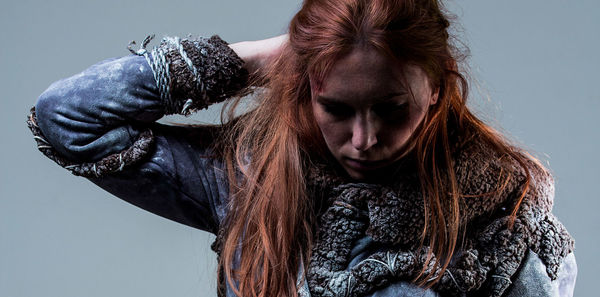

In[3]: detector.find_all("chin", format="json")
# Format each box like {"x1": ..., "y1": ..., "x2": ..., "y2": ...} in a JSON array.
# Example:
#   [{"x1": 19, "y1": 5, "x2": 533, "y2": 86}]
[
  {"x1": 343, "y1": 164, "x2": 396, "y2": 182},
  {"x1": 344, "y1": 167, "x2": 371, "y2": 181}
]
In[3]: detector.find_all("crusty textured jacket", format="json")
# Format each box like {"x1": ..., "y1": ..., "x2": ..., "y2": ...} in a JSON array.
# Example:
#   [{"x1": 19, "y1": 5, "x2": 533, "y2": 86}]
[{"x1": 27, "y1": 35, "x2": 577, "y2": 297}]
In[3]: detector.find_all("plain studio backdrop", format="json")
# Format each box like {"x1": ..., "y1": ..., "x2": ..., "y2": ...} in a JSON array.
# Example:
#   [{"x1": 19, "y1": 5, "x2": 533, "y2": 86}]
[{"x1": 1, "y1": 0, "x2": 597, "y2": 296}]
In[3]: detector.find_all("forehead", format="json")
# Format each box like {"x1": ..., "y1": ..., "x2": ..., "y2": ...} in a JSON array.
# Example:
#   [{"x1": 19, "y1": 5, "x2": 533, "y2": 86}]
[{"x1": 315, "y1": 47, "x2": 407, "y2": 101}]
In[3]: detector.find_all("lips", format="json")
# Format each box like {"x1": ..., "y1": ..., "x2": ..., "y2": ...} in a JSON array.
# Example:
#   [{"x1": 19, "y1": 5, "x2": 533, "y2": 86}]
[{"x1": 344, "y1": 157, "x2": 387, "y2": 170}]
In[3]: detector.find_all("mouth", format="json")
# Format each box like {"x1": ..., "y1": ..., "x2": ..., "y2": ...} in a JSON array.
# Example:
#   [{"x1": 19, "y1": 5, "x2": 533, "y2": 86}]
[{"x1": 343, "y1": 157, "x2": 388, "y2": 171}]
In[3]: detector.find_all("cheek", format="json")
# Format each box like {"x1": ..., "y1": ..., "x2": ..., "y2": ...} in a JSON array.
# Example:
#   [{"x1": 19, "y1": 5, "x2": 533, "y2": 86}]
[
  {"x1": 316, "y1": 118, "x2": 345, "y2": 149},
  {"x1": 383, "y1": 106, "x2": 428, "y2": 147},
  {"x1": 312, "y1": 107, "x2": 349, "y2": 153}
]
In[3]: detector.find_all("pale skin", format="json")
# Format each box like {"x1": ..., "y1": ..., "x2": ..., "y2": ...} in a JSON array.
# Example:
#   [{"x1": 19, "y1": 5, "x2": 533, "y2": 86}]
[
  {"x1": 310, "y1": 47, "x2": 438, "y2": 180},
  {"x1": 228, "y1": 34, "x2": 289, "y2": 76},
  {"x1": 230, "y1": 36, "x2": 438, "y2": 181}
]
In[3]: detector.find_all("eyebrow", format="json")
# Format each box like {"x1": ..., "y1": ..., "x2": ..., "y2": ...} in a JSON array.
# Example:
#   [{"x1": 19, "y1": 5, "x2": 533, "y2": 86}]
[{"x1": 316, "y1": 92, "x2": 408, "y2": 104}]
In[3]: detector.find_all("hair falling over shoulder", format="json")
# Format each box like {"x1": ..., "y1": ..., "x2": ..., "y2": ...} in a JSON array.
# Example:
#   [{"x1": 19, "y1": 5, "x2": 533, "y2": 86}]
[{"x1": 215, "y1": 1, "x2": 545, "y2": 296}]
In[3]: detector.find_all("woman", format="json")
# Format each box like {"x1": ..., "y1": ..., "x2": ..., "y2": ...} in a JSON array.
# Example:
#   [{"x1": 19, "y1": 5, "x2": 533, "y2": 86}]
[{"x1": 27, "y1": 0, "x2": 576, "y2": 296}]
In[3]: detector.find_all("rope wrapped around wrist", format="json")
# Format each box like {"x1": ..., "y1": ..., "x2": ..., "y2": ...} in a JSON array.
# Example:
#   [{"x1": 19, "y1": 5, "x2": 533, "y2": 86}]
[{"x1": 128, "y1": 34, "x2": 249, "y2": 116}]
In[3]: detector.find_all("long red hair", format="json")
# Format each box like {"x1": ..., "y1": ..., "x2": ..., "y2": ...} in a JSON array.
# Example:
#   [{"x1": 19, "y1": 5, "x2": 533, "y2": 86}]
[{"x1": 215, "y1": 0, "x2": 541, "y2": 296}]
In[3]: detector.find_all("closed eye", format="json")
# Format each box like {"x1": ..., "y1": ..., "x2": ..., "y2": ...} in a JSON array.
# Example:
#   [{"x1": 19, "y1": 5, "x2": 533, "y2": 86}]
[
  {"x1": 373, "y1": 103, "x2": 409, "y2": 118},
  {"x1": 321, "y1": 102, "x2": 354, "y2": 118}
]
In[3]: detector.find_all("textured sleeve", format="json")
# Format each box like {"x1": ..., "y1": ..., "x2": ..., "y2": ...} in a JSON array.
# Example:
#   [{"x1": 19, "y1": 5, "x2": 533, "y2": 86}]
[{"x1": 27, "y1": 34, "x2": 248, "y2": 232}]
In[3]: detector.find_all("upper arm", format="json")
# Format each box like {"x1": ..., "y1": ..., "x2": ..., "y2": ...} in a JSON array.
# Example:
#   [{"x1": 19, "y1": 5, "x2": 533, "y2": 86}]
[{"x1": 502, "y1": 250, "x2": 577, "y2": 297}]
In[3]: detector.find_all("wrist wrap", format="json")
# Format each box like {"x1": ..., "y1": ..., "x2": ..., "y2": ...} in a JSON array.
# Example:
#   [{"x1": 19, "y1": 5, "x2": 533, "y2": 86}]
[{"x1": 128, "y1": 34, "x2": 249, "y2": 116}]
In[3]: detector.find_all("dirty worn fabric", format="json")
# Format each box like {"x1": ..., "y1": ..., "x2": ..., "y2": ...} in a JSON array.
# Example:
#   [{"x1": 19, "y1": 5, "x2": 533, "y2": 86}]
[
  {"x1": 128, "y1": 34, "x2": 250, "y2": 116},
  {"x1": 28, "y1": 34, "x2": 576, "y2": 297}
]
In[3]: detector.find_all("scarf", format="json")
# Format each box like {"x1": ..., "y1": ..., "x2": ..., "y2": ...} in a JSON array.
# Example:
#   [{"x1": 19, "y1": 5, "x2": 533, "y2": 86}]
[{"x1": 302, "y1": 134, "x2": 574, "y2": 297}]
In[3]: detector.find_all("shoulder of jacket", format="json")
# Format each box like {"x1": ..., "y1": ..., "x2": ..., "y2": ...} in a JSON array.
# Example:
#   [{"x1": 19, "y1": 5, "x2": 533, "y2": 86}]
[{"x1": 502, "y1": 249, "x2": 577, "y2": 297}]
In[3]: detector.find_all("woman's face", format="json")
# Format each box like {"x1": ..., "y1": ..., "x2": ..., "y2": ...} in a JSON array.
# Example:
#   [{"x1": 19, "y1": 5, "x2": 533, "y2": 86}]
[{"x1": 310, "y1": 47, "x2": 438, "y2": 180}]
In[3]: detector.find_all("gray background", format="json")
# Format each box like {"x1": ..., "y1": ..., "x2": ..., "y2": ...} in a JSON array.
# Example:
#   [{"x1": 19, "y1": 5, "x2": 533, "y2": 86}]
[{"x1": 1, "y1": 0, "x2": 597, "y2": 296}]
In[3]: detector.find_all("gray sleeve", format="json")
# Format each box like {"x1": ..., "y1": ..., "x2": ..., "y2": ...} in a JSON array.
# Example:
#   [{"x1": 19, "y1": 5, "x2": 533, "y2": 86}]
[
  {"x1": 33, "y1": 55, "x2": 163, "y2": 163},
  {"x1": 83, "y1": 123, "x2": 232, "y2": 233},
  {"x1": 502, "y1": 250, "x2": 577, "y2": 297},
  {"x1": 28, "y1": 35, "x2": 248, "y2": 232}
]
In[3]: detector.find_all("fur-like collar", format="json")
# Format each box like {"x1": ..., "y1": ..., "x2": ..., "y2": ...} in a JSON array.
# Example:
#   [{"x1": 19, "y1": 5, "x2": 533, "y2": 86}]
[{"x1": 303, "y1": 135, "x2": 574, "y2": 297}]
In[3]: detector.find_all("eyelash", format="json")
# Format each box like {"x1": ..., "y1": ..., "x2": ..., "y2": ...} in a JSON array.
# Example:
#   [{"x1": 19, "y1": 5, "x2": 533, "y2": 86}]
[
  {"x1": 374, "y1": 103, "x2": 409, "y2": 117},
  {"x1": 323, "y1": 104, "x2": 353, "y2": 117}
]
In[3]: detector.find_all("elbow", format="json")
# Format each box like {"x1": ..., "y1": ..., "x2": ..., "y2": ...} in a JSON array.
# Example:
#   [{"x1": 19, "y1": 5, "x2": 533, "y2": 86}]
[
  {"x1": 31, "y1": 56, "x2": 157, "y2": 164},
  {"x1": 34, "y1": 80, "x2": 104, "y2": 163},
  {"x1": 35, "y1": 81, "x2": 61, "y2": 124},
  {"x1": 35, "y1": 75, "x2": 80, "y2": 124},
  {"x1": 35, "y1": 81, "x2": 65, "y2": 146},
  {"x1": 34, "y1": 82, "x2": 140, "y2": 164},
  {"x1": 33, "y1": 85, "x2": 81, "y2": 162}
]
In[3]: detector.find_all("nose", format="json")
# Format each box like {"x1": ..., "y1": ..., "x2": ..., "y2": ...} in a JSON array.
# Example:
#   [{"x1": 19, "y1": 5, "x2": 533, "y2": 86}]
[{"x1": 351, "y1": 116, "x2": 378, "y2": 151}]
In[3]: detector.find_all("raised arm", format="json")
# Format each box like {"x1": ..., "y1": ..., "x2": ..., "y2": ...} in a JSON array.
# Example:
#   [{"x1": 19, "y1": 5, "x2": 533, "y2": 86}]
[{"x1": 28, "y1": 34, "x2": 251, "y2": 233}]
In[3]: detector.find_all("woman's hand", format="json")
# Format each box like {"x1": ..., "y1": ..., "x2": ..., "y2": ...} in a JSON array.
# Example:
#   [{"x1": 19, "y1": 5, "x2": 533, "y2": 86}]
[{"x1": 229, "y1": 34, "x2": 288, "y2": 76}]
